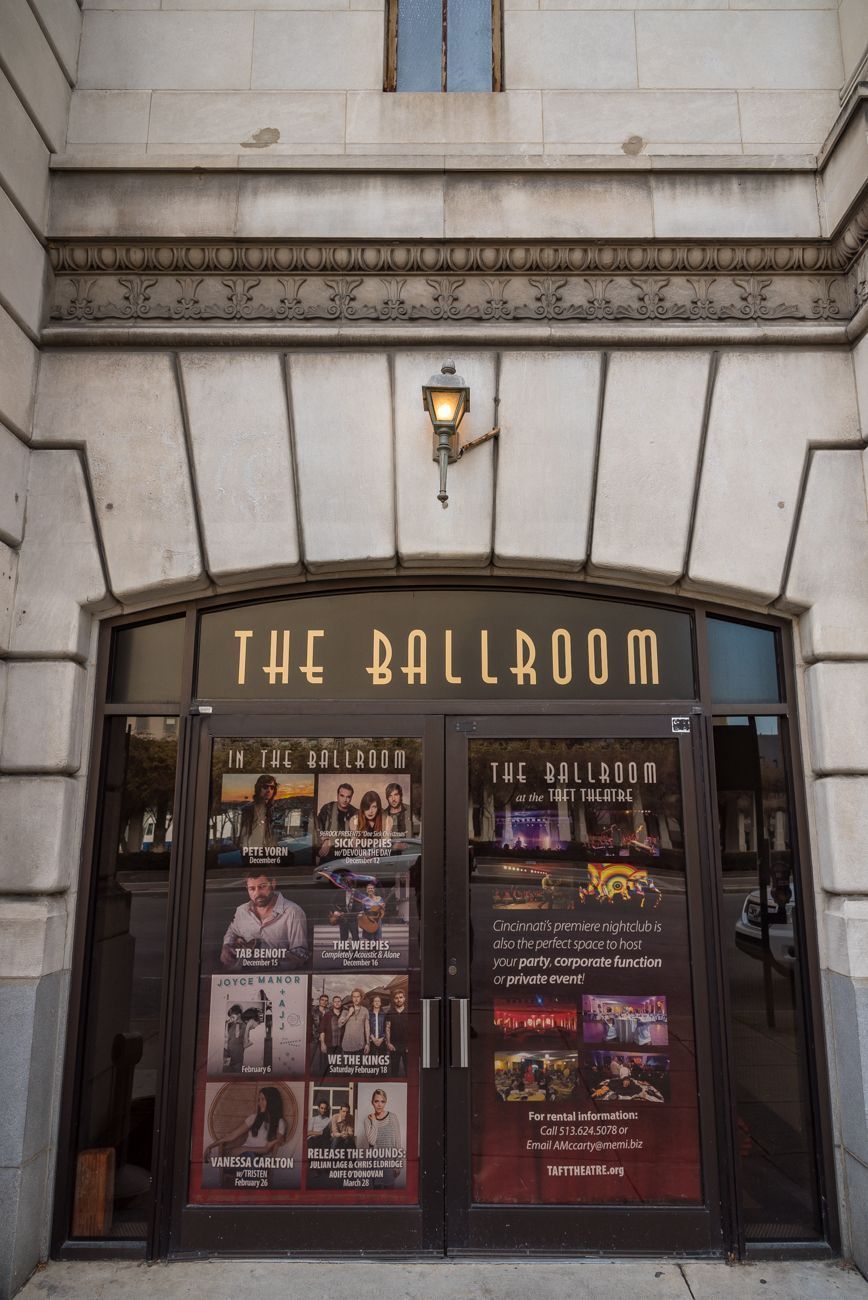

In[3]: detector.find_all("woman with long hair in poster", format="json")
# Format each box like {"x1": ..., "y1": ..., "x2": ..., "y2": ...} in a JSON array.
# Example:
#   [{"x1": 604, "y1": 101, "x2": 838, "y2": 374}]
[
  {"x1": 205, "y1": 1086, "x2": 287, "y2": 1164},
  {"x1": 349, "y1": 790, "x2": 393, "y2": 838}
]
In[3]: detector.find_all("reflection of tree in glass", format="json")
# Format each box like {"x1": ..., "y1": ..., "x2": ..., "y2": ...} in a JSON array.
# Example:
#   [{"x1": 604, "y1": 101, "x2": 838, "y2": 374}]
[{"x1": 120, "y1": 733, "x2": 178, "y2": 855}]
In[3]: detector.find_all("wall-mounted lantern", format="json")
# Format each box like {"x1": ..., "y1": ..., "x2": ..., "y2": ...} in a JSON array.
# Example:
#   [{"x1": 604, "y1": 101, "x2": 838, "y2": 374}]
[{"x1": 422, "y1": 361, "x2": 499, "y2": 509}]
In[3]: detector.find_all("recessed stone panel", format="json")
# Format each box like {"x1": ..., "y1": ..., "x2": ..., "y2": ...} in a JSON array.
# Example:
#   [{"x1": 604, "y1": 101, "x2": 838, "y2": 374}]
[
  {"x1": 785, "y1": 450, "x2": 868, "y2": 661},
  {"x1": 687, "y1": 352, "x2": 859, "y2": 603},
  {"x1": 33, "y1": 353, "x2": 205, "y2": 602},
  {"x1": 495, "y1": 351, "x2": 600, "y2": 570},
  {"x1": 179, "y1": 352, "x2": 301, "y2": 584},
  {"x1": 288, "y1": 352, "x2": 395, "y2": 570},
  {"x1": 10, "y1": 451, "x2": 107, "y2": 659},
  {"x1": 592, "y1": 350, "x2": 709, "y2": 584}
]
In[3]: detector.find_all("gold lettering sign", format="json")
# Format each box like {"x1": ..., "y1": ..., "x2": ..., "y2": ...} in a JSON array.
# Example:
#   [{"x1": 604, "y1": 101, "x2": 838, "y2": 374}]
[{"x1": 197, "y1": 591, "x2": 694, "y2": 702}]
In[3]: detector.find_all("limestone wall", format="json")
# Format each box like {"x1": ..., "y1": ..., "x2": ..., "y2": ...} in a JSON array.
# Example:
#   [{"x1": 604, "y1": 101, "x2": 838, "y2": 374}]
[
  {"x1": 8, "y1": 337, "x2": 868, "y2": 1275},
  {"x1": 0, "y1": 2, "x2": 81, "y2": 1295},
  {"x1": 65, "y1": 0, "x2": 847, "y2": 162}
]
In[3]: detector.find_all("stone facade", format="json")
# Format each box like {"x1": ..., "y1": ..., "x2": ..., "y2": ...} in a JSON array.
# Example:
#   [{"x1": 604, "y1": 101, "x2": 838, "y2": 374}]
[{"x1": 2, "y1": 1, "x2": 868, "y2": 1296}]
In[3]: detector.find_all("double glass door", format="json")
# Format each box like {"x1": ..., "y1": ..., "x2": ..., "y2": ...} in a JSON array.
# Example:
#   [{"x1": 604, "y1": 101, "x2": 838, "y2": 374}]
[{"x1": 166, "y1": 711, "x2": 722, "y2": 1256}]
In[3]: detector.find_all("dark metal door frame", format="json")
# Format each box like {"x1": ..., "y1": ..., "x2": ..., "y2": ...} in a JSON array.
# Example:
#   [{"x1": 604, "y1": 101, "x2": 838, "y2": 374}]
[
  {"x1": 443, "y1": 711, "x2": 725, "y2": 1256},
  {"x1": 158, "y1": 710, "x2": 446, "y2": 1257}
]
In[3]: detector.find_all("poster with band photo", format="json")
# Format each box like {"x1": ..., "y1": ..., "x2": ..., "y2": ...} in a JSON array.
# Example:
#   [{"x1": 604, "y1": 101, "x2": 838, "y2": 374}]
[
  {"x1": 306, "y1": 1082, "x2": 408, "y2": 1191},
  {"x1": 190, "y1": 735, "x2": 422, "y2": 1206},
  {"x1": 308, "y1": 974, "x2": 410, "y2": 1080},
  {"x1": 206, "y1": 973, "x2": 307, "y2": 1078}
]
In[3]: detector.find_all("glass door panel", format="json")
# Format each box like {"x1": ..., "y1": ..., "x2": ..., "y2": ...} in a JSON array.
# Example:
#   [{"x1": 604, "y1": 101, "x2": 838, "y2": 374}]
[
  {"x1": 170, "y1": 717, "x2": 444, "y2": 1255},
  {"x1": 445, "y1": 716, "x2": 722, "y2": 1254}
]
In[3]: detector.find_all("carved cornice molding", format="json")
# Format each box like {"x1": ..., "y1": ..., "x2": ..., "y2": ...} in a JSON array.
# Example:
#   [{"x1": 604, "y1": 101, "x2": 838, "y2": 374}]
[{"x1": 47, "y1": 225, "x2": 868, "y2": 329}]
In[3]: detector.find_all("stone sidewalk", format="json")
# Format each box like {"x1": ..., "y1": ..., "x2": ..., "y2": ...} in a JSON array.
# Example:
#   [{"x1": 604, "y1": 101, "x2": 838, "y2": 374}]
[{"x1": 18, "y1": 1259, "x2": 868, "y2": 1300}]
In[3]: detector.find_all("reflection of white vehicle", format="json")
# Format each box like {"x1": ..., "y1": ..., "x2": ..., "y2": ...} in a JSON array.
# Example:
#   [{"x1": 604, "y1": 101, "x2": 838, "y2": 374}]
[{"x1": 734, "y1": 888, "x2": 796, "y2": 972}]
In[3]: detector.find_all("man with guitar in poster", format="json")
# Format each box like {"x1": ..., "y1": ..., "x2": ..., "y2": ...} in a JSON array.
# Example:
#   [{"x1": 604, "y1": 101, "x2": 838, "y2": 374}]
[{"x1": 319, "y1": 866, "x2": 386, "y2": 945}]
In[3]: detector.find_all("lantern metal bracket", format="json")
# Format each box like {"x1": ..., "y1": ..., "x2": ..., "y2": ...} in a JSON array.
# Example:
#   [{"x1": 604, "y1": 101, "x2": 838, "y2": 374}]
[
  {"x1": 456, "y1": 426, "x2": 500, "y2": 458},
  {"x1": 431, "y1": 425, "x2": 501, "y2": 509}
]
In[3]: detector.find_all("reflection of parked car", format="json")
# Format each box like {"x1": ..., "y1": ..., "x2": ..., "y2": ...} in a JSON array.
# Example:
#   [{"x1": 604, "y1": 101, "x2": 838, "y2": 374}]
[
  {"x1": 734, "y1": 888, "x2": 796, "y2": 972},
  {"x1": 214, "y1": 835, "x2": 422, "y2": 880}
]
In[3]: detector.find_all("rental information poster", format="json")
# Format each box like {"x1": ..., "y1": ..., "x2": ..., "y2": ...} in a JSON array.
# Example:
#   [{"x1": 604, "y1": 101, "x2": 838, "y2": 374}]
[{"x1": 467, "y1": 737, "x2": 702, "y2": 1205}]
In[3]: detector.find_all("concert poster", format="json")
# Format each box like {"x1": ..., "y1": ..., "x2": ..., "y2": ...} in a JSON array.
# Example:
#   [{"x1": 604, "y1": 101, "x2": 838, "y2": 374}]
[{"x1": 188, "y1": 735, "x2": 421, "y2": 1206}]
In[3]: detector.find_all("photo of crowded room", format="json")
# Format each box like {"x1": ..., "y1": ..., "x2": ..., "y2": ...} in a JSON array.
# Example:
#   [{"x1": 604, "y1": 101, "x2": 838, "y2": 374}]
[
  {"x1": 494, "y1": 1052, "x2": 578, "y2": 1102},
  {"x1": 583, "y1": 1051, "x2": 671, "y2": 1103}
]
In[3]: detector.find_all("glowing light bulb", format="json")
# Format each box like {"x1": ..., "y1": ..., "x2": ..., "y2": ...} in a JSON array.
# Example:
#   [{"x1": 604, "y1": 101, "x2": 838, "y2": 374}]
[{"x1": 435, "y1": 400, "x2": 455, "y2": 421}]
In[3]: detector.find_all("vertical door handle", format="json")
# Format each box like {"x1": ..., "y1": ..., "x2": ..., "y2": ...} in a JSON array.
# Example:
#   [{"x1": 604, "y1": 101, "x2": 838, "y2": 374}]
[
  {"x1": 449, "y1": 997, "x2": 469, "y2": 1069},
  {"x1": 421, "y1": 997, "x2": 441, "y2": 1069}
]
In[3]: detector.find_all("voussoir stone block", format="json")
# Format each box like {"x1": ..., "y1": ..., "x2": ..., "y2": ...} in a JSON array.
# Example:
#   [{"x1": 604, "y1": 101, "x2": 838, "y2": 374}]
[
  {"x1": 813, "y1": 778, "x2": 868, "y2": 895},
  {"x1": 0, "y1": 424, "x2": 28, "y2": 548},
  {"x1": 0, "y1": 0, "x2": 71, "y2": 151},
  {"x1": 687, "y1": 351, "x2": 859, "y2": 604},
  {"x1": 0, "y1": 188, "x2": 48, "y2": 337},
  {"x1": 0, "y1": 660, "x2": 87, "y2": 774},
  {"x1": 179, "y1": 352, "x2": 301, "y2": 585},
  {"x1": 394, "y1": 351, "x2": 495, "y2": 567},
  {"x1": 494, "y1": 351, "x2": 600, "y2": 571},
  {"x1": 0, "y1": 541, "x2": 17, "y2": 653},
  {"x1": 0, "y1": 897, "x2": 67, "y2": 980},
  {"x1": 825, "y1": 897, "x2": 868, "y2": 980},
  {"x1": 784, "y1": 450, "x2": 868, "y2": 661},
  {"x1": 806, "y1": 663, "x2": 868, "y2": 776},
  {"x1": 33, "y1": 352, "x2": 205, "y2": 602},
  {"x1": 0, "y1": 70, "x2": 51, "y2": 235},
  {"x1": 0, "y1": 775, "x2": 80, "y2": 893},
  {"x1": 853, "y1": 333, "x2": 868, "y2": 441},
  {"x1": 288, "y1": 353, "x2": 395, "y2": 571},
  {"x1": 0, "y1": 304, "x2": 38, "y2": 439},
  {"x1": 31, "y1": 0, "x2": 82, "y2": 83},
  {"x1": 592, "y1": 351, "x2": 710, "y2": 585},
  {"x1": 11, "y1": 451, "x2": 107, "y2": 659}
]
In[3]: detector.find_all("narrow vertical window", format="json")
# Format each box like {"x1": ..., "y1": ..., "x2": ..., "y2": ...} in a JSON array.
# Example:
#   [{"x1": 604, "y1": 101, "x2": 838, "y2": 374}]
[
  {"x1": 386, "y1": 0, "x2": 502, "y2": 92},
  {"x1": 70, "y1": 716, "x2": 179, "y2": 1240}
]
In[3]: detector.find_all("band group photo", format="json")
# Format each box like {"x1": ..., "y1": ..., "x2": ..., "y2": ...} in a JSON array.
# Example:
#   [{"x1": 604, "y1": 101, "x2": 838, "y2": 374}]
[
  {"x1": 306, "y1": 1082, "x2": 408, "y2": 1190},
  {"x1": 309, "y1": 975, "x2": 410, "y2": 1079},
  {"x1": 203, "y1": 761, "x2": 419, "y2": 973}
]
